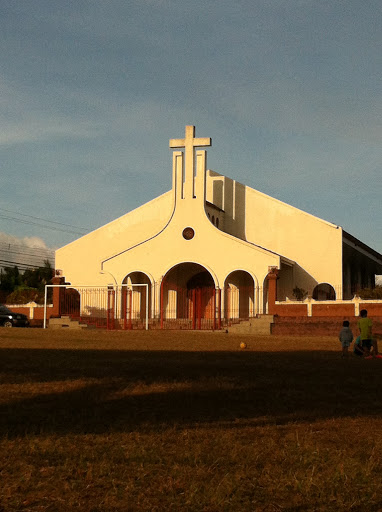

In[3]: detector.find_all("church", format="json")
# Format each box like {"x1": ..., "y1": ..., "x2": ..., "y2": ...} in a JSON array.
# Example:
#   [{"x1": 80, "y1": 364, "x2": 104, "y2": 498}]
[{"x1": 55, "y1": 126, "x2": 382, "y2": 328}]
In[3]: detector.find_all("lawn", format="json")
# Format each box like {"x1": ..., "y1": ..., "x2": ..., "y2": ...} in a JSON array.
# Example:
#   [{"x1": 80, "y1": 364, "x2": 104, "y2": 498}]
[{"x1": 1, "y1": 329, "x2": 382, "y2": 511}]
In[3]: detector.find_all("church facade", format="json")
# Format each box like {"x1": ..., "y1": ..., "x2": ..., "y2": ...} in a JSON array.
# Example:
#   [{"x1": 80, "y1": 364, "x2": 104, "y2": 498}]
[{"x1": 55, "y1": 126, "x2": 382, "y2": 327}]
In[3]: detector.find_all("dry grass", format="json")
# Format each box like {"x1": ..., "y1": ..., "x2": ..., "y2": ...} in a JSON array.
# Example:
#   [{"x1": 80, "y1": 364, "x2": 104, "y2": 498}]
[{"x1": 1, "y1": 329, "x2": 382, "y2": 511}]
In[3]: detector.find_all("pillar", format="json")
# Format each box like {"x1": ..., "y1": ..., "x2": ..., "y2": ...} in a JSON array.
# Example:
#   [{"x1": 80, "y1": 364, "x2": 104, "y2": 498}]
[
  {"x1": 51, "y1": 276, "x2": 65, "y2": 316},
  {"x1": 267, "y1": 267, "x2": 279, "y2": 315}
]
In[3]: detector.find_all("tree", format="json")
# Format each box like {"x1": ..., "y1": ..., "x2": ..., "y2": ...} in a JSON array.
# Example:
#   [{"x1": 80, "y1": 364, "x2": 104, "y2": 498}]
[
  {"x1": 1, "y1": 260, "x2": 54, "y2": 304},
  {"x1": 0, "y1": 266, "x2": 22, "y2": 294},
  {"x1": 23, "y1": 260, "x2": 53, "y2": 292}
]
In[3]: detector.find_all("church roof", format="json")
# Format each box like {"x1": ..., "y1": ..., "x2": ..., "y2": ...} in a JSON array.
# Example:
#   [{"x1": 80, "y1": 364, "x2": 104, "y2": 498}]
[{"x1": 343, "y1": 230, "x2": 382, "y2": 265}]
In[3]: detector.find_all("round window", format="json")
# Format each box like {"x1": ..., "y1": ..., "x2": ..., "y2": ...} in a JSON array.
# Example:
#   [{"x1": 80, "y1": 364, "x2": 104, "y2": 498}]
[{"x1": 182, "y1": 227, "x2": 195, "y2": 240}]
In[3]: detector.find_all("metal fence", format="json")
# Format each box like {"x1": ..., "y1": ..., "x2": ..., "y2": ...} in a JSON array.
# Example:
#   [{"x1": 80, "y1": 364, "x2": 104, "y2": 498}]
[
  {"x1": 45, "y1": 284, "x2": 149, "y2": 330},
  {"x1": 58, "y1": 286, "x2": 116, "y2": 329},
  {"x1": 224, "y1": 285, "x2": 255, "y2": 323},
  {"x1": 45, "y1": 283, "x2": 258, "y2": 330},
  {"x1": 160, "y1": 284, "x2": 221, "y2": 330}
]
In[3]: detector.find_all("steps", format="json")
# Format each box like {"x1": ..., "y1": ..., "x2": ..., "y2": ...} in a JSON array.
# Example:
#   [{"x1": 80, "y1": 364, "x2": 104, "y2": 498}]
[
  {"x1": 48, "y1": 316, "x2": 88, "y2": 329},
  {"x1": 227, "y1": 315, "x2": 274, "y2": 335}
]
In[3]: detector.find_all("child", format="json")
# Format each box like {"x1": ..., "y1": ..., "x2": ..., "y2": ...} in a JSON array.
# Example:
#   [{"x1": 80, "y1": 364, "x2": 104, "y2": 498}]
[
  {"x1": 354, "y1": 335, "x2": 382, "y2": 359},
  {"x1": 357, "y1": 309, "x2": 373, "y2": 357},
  {"x1": 357, "y1": 309, "x2": 382, "y2": 358},
  {"x1": 353, "y1": 335, "x2": 364, "y2": 357},
  {"x1": 339, "y1": 320, "x2": 353, "y2": 358}
]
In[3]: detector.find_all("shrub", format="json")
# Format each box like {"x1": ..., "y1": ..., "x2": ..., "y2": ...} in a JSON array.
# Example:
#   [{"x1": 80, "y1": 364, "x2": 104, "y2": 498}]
[
  {"x1": 292, "y1": 286, "x2": 308, "y2": 301},
  {"x1": 357, "y1": 285, "x2": 382, "y2": 300},
  {"x1": 5, "y1": 287, "x2": 44, "y2": 305}
]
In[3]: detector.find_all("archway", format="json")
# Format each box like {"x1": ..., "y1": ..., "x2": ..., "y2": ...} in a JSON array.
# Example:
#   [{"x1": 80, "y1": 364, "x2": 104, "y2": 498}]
[
  {"x1": 312, "y1": 283, "x2": 336, "y2": 301},
  {"x1": 60, "y1": 287, "x2": 80, "y2": 316},
  {"x1": 161, "y1": 263, "x2": 217, "y2": 329},
  {"x1": 224, "y1": 270, "x2": 255, "y2": 321},
  {"x1": 121, "y1": 271, "x2": 152, "y2": 327}
]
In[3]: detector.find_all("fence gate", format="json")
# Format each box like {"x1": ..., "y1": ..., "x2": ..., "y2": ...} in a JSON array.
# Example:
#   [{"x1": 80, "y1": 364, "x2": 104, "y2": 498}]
[
  {"x1": 45, "y1": 284, "x2": 149, "y2": 330},
  {"x1": 160, "y1": 284, "x2": 221, "y2": 330}
]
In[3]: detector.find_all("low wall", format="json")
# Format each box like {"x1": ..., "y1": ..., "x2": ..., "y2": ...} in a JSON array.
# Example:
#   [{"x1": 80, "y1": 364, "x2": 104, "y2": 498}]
[
  {"x1": 270, "y1": 303, "x2": 308, "y2": 316},
  {"x1": 271, "y1": 298, "x2": 382, "y2": 336},
  {"x1": 311, "y1": 303, "x2": 355, "y2": 317},
  {"x1": 273, "y1": 298, "x2": 382, "y2": 318},
  {"x1": 7, "y1": 303, "x2": 55, "y2": 326},
  {"x1": 272, "y1": 316, "x2": 382, "y2": 336},
  {"x1": 360, "y1": 303, "x2": 382, "y2": 316}
]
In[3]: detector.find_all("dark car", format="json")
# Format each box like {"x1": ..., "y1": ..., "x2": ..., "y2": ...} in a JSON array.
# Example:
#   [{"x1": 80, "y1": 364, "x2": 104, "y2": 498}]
[{"x1": 0, "y1": 305, "x2": 29, "y2": 327}]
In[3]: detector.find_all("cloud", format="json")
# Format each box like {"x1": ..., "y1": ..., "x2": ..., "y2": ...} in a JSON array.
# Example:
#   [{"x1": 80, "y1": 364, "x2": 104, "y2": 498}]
[
  {"x1": 0, "y1": 232, "x2": 54, "y2": 270},
  {"x1": 0, "y1": 232, "x2": 50, "y2": 249}
]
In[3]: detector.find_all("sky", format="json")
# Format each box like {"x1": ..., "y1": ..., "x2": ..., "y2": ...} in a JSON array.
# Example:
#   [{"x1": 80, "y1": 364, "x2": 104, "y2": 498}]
[{"x1": 1, "y1": 0, "x2": 381, "y2": 260}]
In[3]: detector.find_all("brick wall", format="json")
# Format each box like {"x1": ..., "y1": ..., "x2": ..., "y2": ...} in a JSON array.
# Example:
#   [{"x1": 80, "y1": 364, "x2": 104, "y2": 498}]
[
  {"x1": 360, "y1": 303, "x2": 382, "y2": 316},
  {"x1": 7, "y1": 304, "x2": 55, "y2": 327},
  {"x1": 271, "y1": 303, "x2": 308, "y2": 316},
  {"x1": 311, "y1": 303, "x2": 355, "y2": 317},
  {"x1": 272, "y1": 315, "x2": 382, "y2": 336}
]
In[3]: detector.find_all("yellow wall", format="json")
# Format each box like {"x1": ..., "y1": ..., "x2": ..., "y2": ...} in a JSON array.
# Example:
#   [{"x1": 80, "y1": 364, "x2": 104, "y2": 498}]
[
  {"x1": 55, "y1": 191, "x2": 173, "y2": 285},
  {"x1": 244, "y1": 185, "x2": 343, "y2": 295},
  {"x1": 55, "y1": 150, "x2": 282, "y2": 315},
  {"x1": 206, "y1": 170, "x2": 343, "y2": 297},
  {"x1": 56, "y1": 150, "x2": 343, "y2": 305}
]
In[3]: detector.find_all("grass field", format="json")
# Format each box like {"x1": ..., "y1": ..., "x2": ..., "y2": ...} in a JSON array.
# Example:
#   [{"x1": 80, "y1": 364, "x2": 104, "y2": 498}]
[{"x1": 1, "y1": 329, "x2": 382, "y2": 511}]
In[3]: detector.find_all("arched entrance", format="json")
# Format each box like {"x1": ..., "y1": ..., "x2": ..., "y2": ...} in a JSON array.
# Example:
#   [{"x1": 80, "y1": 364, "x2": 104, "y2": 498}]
[
  {"x1": 121, "y1": 272, "x2": 152, "y2": 328},
  {"x1": 224, "y1": 270, "x2": 256, "y2": 321},
  {"x1": 313, "y1": 283, "x2": 336, "y2": 301},
  {"x1": 60, "y1": 287, "x2": 81, "y2": 316},
  {"x1": 161, "y1": 263, "x2": 218, "y2": 330}
]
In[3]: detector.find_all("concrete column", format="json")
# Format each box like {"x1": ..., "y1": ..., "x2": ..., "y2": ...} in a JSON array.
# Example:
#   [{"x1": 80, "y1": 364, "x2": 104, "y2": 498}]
[
  {"x1": 154, "y1": 279, "x2": 163, "y2": 319},
  {"x1": 267, "y1": 268, "x2": 279, "y2": 315},
  {"x1": 51, "y1": 276, "x2": 65, "y2": 316}
]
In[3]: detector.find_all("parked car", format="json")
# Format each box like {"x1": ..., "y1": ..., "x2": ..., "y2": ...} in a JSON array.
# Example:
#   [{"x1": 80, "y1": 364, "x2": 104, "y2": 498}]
[{"x1": 0, "y1": 305, "x2": 29, "y2": 327}]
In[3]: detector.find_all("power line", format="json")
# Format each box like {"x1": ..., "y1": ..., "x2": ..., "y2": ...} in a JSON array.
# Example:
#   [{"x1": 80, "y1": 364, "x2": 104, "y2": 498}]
[
  {"x1": 0, "y1": 244, "x2": 55, "y2": 256},
  {"x1": 0, "y1": 214, "x2": 86, "y2": 235},
  {"x1": 0, "y1": 241, "x2": 54, "y2": 251},
  {"x1": 0, "y1": 259, "x2": 52, "y2": 270},
  {"x1": 0, "y1": 246, "x2": 55, "y2": 262},
  {"x1": 0, "y1": 239, "x2": 55, "y2": 272},
  {"x1": 0, "y1": 207, "x2": 88, "y2": 231},
  {"x1": 0, "y1": 257, "x2": 54, "y2": 268}
]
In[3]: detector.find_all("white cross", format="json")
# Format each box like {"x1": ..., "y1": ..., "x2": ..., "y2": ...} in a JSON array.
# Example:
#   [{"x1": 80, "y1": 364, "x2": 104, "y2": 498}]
[{"x1": 170, "y1": 126, "x2": 211, "y2": 198}]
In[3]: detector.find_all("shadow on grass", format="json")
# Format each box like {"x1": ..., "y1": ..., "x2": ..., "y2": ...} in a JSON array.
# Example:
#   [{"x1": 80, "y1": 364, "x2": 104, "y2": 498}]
[{"x1": 1, "y1": 348, "x2": 382, "y2": 437}]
